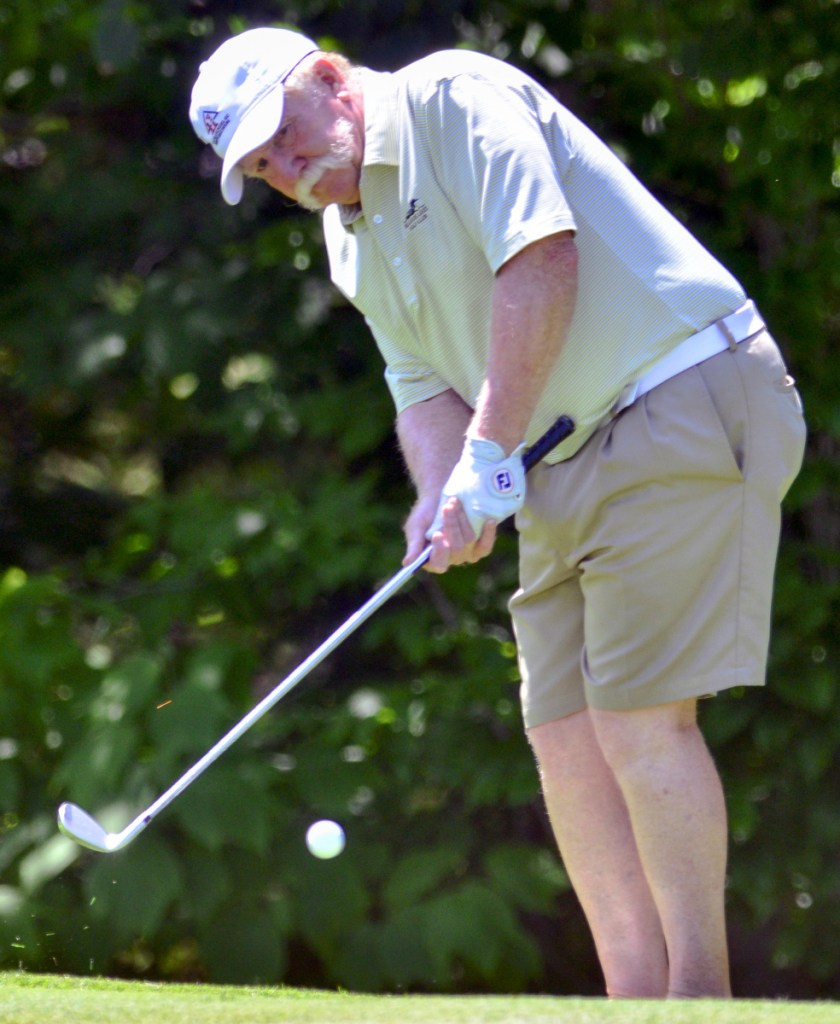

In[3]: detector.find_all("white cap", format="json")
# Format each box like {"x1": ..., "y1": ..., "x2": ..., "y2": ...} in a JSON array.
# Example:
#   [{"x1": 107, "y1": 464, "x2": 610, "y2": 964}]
[{"x1": 189, "y1": 28, "x2": 318, "y2": 205}]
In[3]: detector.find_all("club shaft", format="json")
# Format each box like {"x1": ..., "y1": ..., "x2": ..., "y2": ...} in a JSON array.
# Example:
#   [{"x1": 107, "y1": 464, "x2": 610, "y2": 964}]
[
  {"x1": 68, "y1": 414, "x2": 574, "y2": 849},
  {"x1": 113, "y1": 545, "x2": 434, "y2": 845}
]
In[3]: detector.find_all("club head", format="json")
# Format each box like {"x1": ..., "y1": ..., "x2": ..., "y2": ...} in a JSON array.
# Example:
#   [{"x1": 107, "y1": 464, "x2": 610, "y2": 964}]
[{"x1": 58, "y1": 802, "x2": 118, "y2": 853}]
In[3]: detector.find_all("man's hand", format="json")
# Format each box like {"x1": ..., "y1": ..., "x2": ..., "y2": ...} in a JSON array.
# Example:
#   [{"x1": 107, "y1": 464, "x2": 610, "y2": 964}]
[
  {"x1": 396, "y1": 393, "x2": 529, "y2": 575},
  {"x1": 403, "y1": 491, "x2": 498, "y2": 574},
  {"x1": 427, "y1": 438, "x2": 526, "y2": 539},
  {"x1": 405, "y1": 437, "x2": 521, "y2": 573}
]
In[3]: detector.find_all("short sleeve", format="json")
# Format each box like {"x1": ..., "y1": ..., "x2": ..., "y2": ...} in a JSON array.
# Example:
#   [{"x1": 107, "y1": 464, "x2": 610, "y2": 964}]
[
  {"x1": 420, "y1": 73, "x2": 578, "y2": 272},
  {"x1": 367, "y1": 318, "x2": 452, "y2": 412}
]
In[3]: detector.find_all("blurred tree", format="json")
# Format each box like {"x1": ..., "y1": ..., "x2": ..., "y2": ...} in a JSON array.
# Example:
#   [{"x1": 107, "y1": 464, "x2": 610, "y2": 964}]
[{"x1": 0, "y1": 0, "x2": 838, "y2": 999}]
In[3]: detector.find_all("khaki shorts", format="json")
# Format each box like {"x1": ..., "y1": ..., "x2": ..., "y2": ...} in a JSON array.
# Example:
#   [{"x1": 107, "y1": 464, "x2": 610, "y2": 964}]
[{"x1": 510, "y1": 330, "x2": 806, "y2": 728}]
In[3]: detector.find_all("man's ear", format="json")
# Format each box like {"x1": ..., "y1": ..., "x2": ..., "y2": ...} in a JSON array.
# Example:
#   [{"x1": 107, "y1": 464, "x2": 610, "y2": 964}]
[{"x1": 310, "y1": 58, "x2": 346, "y2": 95}]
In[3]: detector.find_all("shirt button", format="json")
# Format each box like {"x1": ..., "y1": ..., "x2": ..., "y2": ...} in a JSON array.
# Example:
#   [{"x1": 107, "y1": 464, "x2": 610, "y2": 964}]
[
  {"x1": 393, "y1": 256, "x2": 402, "y2": 267},
  {"x1": 372, "y1": 214, "x2": 383, "y2": 224}
]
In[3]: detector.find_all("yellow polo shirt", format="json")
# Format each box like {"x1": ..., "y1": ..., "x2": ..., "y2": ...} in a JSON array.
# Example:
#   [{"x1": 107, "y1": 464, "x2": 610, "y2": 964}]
[{"x1": 323, "y1": 50, "x2": 746, "y2": 461}]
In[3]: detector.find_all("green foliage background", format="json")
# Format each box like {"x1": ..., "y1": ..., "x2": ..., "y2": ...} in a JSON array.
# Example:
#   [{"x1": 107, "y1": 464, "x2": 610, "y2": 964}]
[{"x1": 0, "y1": 0, "x2": 838, "y2": 999}]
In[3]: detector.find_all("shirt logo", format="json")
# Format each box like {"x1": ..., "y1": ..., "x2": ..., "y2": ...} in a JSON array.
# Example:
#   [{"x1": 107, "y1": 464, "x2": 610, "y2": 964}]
[{"x1": 404, "y1": 198, "x2": 429, "y2": 230}]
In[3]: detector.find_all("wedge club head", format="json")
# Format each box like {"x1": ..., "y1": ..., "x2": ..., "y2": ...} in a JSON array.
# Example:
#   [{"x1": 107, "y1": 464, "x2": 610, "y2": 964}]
[{"x1": 57, "y1": 802, "x2": 141, "y2": 853}]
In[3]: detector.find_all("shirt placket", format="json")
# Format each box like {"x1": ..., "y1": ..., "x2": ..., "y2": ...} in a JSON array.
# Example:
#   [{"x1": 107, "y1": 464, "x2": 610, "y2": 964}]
[{"x1": 365, "y1": 187, "x2": 419, "y2": 318}]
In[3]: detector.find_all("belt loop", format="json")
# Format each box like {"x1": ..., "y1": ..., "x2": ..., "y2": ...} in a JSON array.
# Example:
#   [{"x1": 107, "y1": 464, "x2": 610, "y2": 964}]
[{"x1": 718, "y1": 316, "x2": 739, "y2": 352}]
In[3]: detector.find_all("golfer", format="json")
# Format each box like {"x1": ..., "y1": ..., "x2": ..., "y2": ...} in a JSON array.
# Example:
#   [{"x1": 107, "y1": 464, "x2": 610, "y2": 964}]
[{"x1": 190, "y1": 27, "x2": 806, "y2": 998}]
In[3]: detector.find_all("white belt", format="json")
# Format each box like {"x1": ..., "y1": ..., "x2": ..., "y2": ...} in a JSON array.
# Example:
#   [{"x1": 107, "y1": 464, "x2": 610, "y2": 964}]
[{"x1": 611, "y1": 299, "x2": 765, "y2": 418}]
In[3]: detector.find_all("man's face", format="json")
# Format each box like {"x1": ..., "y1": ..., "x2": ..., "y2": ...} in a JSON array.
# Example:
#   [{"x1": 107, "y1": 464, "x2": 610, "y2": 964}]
[{"x1": 239, "y1": 69, "x2": 363, "y2": 210}]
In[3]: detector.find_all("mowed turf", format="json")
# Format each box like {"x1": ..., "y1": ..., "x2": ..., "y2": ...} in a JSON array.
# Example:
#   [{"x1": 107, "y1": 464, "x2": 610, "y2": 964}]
[{"x1": 2, "y1": 974, "x2": 839, "y2": 1024}]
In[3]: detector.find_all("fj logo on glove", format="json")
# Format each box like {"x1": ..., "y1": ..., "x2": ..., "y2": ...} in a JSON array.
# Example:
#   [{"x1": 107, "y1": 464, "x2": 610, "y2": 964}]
[
  {"x1": 492, "y1": 468, "x2": 516, "y2": 494},
  {"x1": 430, "y1": 437, "x2": 527, "y2": 540}
]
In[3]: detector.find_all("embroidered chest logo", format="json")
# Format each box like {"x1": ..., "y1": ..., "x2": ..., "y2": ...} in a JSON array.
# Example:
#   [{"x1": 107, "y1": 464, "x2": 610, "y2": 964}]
[{"x1": 404, "y1": 198, "x2": 429, "y2": 230}]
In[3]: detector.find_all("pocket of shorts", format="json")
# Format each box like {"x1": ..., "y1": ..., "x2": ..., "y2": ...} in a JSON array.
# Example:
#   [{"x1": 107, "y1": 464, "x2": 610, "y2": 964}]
[
  {"x1": 642, "y1": 361, "x2": 746, "y2": 483},
  {"x1": 705, "y1": 349, "x2": 806, "y2": 500},
  {"x1": 692, "y1": 363, "x2": 748, "y2": 479}
]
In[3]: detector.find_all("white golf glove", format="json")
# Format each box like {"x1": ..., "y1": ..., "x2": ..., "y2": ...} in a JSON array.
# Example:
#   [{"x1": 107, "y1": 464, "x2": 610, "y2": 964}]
[{"x1": 427, "y1": 438, "x2": 527, "y2": 541}]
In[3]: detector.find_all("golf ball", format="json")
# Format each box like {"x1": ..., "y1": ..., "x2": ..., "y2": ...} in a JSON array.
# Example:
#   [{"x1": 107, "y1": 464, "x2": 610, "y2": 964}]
[{"x1": 305, "y1": 819, "x2": 345, "y2": 859}]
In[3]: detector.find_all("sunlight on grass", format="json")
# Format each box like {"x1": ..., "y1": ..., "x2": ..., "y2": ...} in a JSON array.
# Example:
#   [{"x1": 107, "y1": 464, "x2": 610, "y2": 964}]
[{"x1": 1, "y1": 974, "x2": 839, "y2": 1024}]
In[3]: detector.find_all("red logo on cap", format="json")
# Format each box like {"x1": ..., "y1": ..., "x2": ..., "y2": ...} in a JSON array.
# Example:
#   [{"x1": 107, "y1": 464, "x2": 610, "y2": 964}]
[
  {"x1": 202, "y1": 109, "x2": 232, "y2": 146},
  {"x1": 202, "y1": 110, "x2": 222, "y2": 135}
]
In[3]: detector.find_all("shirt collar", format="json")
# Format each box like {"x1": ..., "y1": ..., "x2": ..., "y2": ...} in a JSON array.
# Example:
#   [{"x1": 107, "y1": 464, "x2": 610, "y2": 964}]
[
  {"x1": 360, "y1": 68, "x2": 400, "y2": 167},
  {"x1": 336, "y1": 69, "x2": 400, "y2": 225}
]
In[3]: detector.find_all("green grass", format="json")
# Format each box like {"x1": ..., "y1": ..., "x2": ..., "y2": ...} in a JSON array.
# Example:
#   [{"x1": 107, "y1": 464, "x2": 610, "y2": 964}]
[{"x1": 1, "y1": 974, "x2": 839, "y2": 1024}]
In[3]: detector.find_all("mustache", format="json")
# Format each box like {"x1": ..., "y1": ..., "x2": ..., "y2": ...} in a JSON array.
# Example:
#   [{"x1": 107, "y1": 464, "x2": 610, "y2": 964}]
[
  {"x1": 295, "y1": 153, "x2": 348, "y2": 210},
  {"x1": 295, "y1": 118, "x2": 356, "y2": 211}
]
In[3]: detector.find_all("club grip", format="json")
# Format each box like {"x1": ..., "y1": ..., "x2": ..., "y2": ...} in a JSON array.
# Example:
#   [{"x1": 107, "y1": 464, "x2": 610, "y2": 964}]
[{"x1": 522, "y1": 415, "x2": 575, "y2": 472}]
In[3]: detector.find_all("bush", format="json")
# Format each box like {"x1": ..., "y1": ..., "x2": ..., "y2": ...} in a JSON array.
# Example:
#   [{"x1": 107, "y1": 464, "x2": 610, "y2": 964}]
[{"x1": 1, "y1": 0, "x2": 839, "y2": 998}]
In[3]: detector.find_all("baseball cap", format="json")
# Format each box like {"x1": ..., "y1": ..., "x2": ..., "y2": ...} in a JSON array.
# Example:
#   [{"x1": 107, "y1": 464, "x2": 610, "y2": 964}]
[{"x1": 189, "y1": 27, "x2": 318, "y2": 205}]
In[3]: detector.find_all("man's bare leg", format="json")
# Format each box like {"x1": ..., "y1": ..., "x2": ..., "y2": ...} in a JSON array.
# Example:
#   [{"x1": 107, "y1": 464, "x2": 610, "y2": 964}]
[
  {"x1": 589, "y1": 700, "x2": 731, "y2": 998},
  {"x1": 529, "y1": 711, "x2": 669, "y2": 997}
]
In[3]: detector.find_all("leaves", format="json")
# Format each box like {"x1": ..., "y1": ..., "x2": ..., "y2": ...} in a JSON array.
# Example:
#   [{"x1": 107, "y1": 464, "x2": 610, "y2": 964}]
[
  {"x1": 84, "y1": 837, "x2": 183, "y2": 944},
  {"x1": 174, "y1": 768, "x2": 274, "y2": 855},
  {"x1": 0, "y1": 0, "x2": 838, "y2": 1000},
  {"x1": 200, "y1": 903, "x2": 287, "y2": 984}
]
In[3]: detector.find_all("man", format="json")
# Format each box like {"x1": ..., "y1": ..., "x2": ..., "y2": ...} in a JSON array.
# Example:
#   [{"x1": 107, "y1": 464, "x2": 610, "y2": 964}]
[{"x1": 190, "y1": 27, "x2": 806, "y2": 998}]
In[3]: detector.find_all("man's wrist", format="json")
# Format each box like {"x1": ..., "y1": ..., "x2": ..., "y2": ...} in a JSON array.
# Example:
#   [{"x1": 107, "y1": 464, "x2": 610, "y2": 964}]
[{"x1": 465, "y1": 423, "x2": 527, "y2": 458}]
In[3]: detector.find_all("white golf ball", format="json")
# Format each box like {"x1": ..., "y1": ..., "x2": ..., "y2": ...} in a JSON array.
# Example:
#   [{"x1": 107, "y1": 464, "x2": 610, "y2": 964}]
[{"x1": 305, "y1": 819, "x2": 345, "y2": 859}]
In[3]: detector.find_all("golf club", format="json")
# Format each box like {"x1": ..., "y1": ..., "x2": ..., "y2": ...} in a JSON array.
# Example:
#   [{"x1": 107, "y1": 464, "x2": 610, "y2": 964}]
[{"x1": 58, "y1": 414, "x2": 574, "y2": 853}]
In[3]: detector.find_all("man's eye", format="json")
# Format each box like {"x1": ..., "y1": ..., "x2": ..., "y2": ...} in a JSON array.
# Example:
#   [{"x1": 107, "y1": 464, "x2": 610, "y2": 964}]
[{"x1": 273, "y1": 122, "x2": 292, "y2": 146}]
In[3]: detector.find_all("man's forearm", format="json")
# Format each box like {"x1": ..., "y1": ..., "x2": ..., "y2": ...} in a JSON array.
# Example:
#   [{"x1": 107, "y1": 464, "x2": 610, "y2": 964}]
[
  {"x1": 396, "y1": 233, "x2": 576, "y2": 569},
  {"x1": 471, "y1": 231, "x2": 578, "y2": 453},
  {"x1": 396, "y1": 390, "x2": 474, "y2": 500}
]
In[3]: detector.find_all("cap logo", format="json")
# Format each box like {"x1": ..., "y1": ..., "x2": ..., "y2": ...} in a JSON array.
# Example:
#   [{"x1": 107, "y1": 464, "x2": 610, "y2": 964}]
[{"x1": 202, "y1": 110, "x2": 232, "y2": 146}]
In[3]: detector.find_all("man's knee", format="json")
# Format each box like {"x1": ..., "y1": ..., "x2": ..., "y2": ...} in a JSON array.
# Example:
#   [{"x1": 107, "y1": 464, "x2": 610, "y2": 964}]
[{"x1": 588, "y1": 699, "x2": 701, "y2": 777}]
